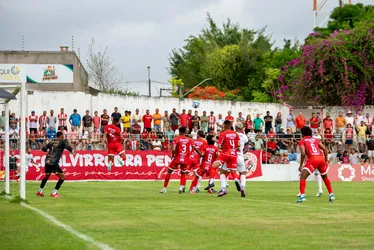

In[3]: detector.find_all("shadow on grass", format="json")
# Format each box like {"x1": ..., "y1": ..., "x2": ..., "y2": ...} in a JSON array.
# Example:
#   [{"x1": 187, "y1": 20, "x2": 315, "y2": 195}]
[{"x1": 8, "y1": 195, "x2": 28, "y2": 204}]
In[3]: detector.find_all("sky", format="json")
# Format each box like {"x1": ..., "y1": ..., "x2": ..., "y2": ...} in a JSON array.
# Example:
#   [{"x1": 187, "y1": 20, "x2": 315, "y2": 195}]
[{"x1": 0, "y1": 0, "x2": 373, "y2": 96}]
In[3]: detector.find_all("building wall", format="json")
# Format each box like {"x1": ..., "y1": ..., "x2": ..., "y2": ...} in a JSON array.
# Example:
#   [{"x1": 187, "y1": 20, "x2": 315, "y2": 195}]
[{"x1": 0, "y1": 51, "x2": 88, "y2": 92}]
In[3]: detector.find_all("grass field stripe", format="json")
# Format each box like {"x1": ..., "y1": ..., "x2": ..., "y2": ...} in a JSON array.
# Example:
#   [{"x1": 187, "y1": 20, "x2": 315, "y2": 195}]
[{"x1": 20, "y1": 202, "x2": 114, "y2": 250}]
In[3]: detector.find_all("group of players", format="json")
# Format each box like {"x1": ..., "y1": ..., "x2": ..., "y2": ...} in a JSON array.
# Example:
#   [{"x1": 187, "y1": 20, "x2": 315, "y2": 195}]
[{"x1": 36, "y1": 117, "x2": 335, "y2": 203}]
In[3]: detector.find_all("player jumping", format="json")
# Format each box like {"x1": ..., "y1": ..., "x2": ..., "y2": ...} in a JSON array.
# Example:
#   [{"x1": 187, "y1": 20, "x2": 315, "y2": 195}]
[
  {"x1": 297, "y1": 126, "x2": 335, "y2": 203},
  {"x1": 160, "y1": 127, "x2": 193, "y2": 194},
  {"x1": 36, "y1": 131, "x2": 75, "y2": 198},
  {"x1": 212, "y1": 120, "x2": 240, "y2": 197},
  {"x1": 190, "y1": 134, "x2": 219, "y2": 194},
  {"x1": 103, "y1": 118, "x2": 126, "y2": 171}
]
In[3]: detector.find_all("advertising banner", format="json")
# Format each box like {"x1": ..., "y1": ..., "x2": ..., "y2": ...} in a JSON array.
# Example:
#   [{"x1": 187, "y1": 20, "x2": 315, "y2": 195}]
[
  {"x1": 0, "y1": 64, "x2": 24, "y2": 83},
  {"x1": 26, "y1": 64, "x2": 74, "y2": 83},
  {"x1": 4, "y1": 150, "x2": 263, "y2": 181},
  {"x1": 327, "y1": 164, "x2": 374, "y2": 182}
]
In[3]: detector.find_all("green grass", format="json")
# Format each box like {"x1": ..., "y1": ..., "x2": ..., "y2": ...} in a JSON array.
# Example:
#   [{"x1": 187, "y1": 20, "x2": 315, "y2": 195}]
[{"x1": 1, "y1": 181, "x2": 374, "y2": 250}]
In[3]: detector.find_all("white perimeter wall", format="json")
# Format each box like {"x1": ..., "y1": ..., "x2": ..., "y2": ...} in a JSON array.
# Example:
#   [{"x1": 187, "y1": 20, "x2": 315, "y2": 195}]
[{"x1": 6, "y1": 90, "x2": 374, "y2": 130}]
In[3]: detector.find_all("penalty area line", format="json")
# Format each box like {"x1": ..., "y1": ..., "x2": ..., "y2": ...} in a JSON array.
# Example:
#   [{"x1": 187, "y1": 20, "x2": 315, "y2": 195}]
[{"x1": 20, "y1": 202, "x2": 114, "y2": 250}]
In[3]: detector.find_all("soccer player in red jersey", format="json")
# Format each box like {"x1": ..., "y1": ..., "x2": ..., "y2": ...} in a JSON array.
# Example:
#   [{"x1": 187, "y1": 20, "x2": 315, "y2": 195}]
[
  {"x1": 160, "y1": 127, "x2": 193, "y2": 194},
  {"x1": 189, "y1": 134, "x2": 219, "y2": 193},
  {"x1": 212, "y1": 120, "x2": 240, "y2": 197},
  {"x1": 297, "y1": 126, "x2": 335, "y2": 203},
  {"x1": 102, "y1": 118, "x2": 126, "y2": 172},
  {"x1": 187, "y1": 131, "x2": 207, "y2": 192}
]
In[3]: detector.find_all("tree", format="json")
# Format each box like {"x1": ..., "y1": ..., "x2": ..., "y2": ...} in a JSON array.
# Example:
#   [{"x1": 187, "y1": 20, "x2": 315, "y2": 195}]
[{"x1": 86, "y1": 38, "x2": 123, "y2": 92}]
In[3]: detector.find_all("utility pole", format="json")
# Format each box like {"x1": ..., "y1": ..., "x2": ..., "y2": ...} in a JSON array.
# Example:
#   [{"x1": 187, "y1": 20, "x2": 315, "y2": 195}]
[{"x1": 147, "y1": 66, "x2": 151, "y2": 97}]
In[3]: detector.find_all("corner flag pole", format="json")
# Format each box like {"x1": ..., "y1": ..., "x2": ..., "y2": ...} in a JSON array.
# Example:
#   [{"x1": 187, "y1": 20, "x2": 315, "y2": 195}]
[
  {"x1": 4, "y1": 102, "x2": 9, "y2": 195},
  {"x1": 19, "y1": 81, "x2": 26, "y2": 200}
]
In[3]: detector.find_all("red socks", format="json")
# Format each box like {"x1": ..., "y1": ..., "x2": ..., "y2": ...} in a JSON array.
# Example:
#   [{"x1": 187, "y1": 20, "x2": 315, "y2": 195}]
[
  {"x1": 180, "y1": 173, "x2": 187, "y2": 186},
  {"x1": 323, "y1": 177, "x2": 333, "y2": 194},
  {"x1": 164, "y1": 173, "x2": 171, "y2": 188},
  {"x1": 190, "y1": 176, "x2": 199, "y2": 191},
  {"x1": 209, "y1": 168, "x2": 216, "y2": 179},
  {"x1": 300, "y1": 179, "x2": 306, "y2": 195}
]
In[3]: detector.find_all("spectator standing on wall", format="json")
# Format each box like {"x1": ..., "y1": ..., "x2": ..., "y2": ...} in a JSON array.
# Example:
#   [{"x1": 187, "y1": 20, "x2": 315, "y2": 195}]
[
  {"x1": 364, "y1": 113, "x2": 371, "y2": 135},
  {"x1": 132, "y1": 109, "x2": 142, "y2": 126},
  {"x1": 153, "y1": 108, "x2": 162, "y2": 131},
  {"x1": 58, "y1": 108, "x2": 68, "y2": 131},
  {"x1": 192, "y1": 110, "x2": 200, "y2": 130},
  {"x1": 225, "y1": 111, "x2": 234, "y2": 126},
  {"x1": 335, "y1": 111, "x2": 346, "y2": 134},
  {"x1": 208, "y1": 111, "x2": 216, "y2": 133},
  {"x1": 111, "y1": 107, "x2": 121, "y2": 129},
  {"x1": 39, "y1": 111, "x2": 49, "y2": 132},
  {"x1": 323, "y1": 115, "x2": 334, "y2": 132},
  {"x1": 216, "y1": 113, "x2": 224, "y2": 132},
  {"x1": 161, "y1": 111, "x2": 170, "y2": 133},
  {"x1": 92, "y1": 111, "x2": 101, "y2": 133},
  {"x1": 48, "y1": 110, "x2": 57, "y2": 132},
  {"x1": 9, "y1": 113, "x2": 18, "y2": 128},
  {"x1": 142, "y1": 109, "x2": 153, "y2": 133},
  {"x1": 274, "y1": 112, "x2": 282, "y2": 133},
  {"x1": 236, "y1": 112, "x2": 245, "y2": 126},
  {"x1": 309, "y1": 113, "x2": 319, "y2": 134},
  {"x1": 355, "y1": 110, "x2": 364, "y2": 129},
  {"x1": 295, "y1": 112, "x2": 306, "y2": 131},
  {"x1": 100, "y1": 109, "x2": 110, "y2": 133},
  {"x1": 121, "y1": 111, "x2": 131, "y2": 132},
  {"x1": 82, "y1": 110, "x2": 93, "y2": 133},
  {"x1": 253, "y1": 114, "x2": 264, "y2": 134},
  {"x1": 345, "y1": 111, "x2": 354, "y2": 130},
  {"x1": 170, "y1": 108, "x2": 179, "y2": 132},
  {"x1": 286, "y1": 109, "x2": 295, "y2": 132},
  {"x1": 316, "y1": 112, "x2": 322, "y2": 128},
  {"x1": 264, "y1": 111, "x2": 273, "y2": 134},
  {"x1": 367, "y1": 135, "x2": 374, "y2": 163},
  {"x1": 200, "y1": 111, "x2": 209, "y2": 132},
  {"x1": 179, "y1": 109, "x2": 188, "y2": 128},
  {"x1": 69, "y1": 109, "x2": 81, "y2": 130},
  {"x1": 29, "y1": 111, "x2": 38, "y2": 134},
  {"x1": 187, "y1": 110, "x2": 193, "y2": 133},
  {"x1": 245, "y1": 115, "x2": 253, "y2": 134}
]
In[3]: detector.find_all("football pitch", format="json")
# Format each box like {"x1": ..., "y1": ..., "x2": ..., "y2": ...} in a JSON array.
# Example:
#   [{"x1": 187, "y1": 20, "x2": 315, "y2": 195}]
[{"x1": 1, "y1": 181, "x2": 374, "y2": 250}]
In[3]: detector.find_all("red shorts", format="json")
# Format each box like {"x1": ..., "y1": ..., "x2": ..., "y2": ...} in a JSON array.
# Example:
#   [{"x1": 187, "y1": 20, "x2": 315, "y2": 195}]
[
  {"x1": 195, "y1": 163, "x2": 212, "y2": 177},
  {"x1": 188, "y1": 157, "x2": 200, "y2": 172},
  {"x1": 108, "y1": 142, "x2": 125, "y2": 156},
  {"x1": 214, "y1": 154, "x2": 237, "y2": 170},
  {"x1": 168, "y1": 158, "x2": 189, "y2": 172},
  {"x1": 303, "y1": 156, "x2": 329, "y2": 175}
]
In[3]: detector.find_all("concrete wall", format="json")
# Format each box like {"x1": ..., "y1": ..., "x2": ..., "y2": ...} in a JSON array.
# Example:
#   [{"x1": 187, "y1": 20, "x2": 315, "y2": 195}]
[{"x1": 0, "y1": 50, "x2": 88, "y2": 92}]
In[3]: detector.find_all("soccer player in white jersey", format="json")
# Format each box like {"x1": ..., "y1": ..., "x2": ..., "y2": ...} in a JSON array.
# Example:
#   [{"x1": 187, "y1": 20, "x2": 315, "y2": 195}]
[
  {"x1": 235, "y1": 123, "x2": 249, "y2": 197},
  {"x1": 17, "y1": 148, "x2": 37, "y2": 180}
]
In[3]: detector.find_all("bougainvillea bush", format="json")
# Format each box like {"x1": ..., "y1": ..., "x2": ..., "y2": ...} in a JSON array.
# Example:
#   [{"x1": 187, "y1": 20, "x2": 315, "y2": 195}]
[{"x1": 278, "y1": 20, "x2": 374, "y2": 108}]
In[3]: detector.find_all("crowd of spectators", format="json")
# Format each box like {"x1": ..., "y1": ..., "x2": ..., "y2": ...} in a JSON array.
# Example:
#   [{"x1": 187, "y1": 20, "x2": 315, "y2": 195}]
[{"x1": 1, "y1": 107, "x2": 373, "y2": 164}]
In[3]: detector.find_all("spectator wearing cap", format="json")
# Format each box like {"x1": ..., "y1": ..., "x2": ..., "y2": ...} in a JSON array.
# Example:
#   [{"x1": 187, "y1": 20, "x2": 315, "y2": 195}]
[
  {"x1": 69, "y1": 109, "x2": 81, "y2": 130},
  {"x1": 345, "y1": 111, "x2": 354, "y2": 129},
  {"x1": 121, "y1": 111, "x2": 131, "y2": 132},
  {"x1": 82, "y1": 110, "x2": 93, "y2": 133},
  {"x1": 29, "y1": 110, "x2": 38, "y2": 134}
]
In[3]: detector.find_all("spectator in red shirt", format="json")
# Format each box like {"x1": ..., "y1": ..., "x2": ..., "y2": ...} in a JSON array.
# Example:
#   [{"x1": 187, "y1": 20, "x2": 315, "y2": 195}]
[
  {"x1": 266, "y1": 127, "x2": 276, "y2": 139},
  {"x1": 323, "y1": 127, "x2": 333, "y2": 152},
  {"x1": 140, "y1": 128, "x2": 149, "y2": 150},
  {"x1": 100, "y1": 109, "x2": 110, "y2": 133},
  {"x1": 92, "y1": 111, "x2": 101, "y2": 133},
  {"x1": 187, "y1": 110, "x2": 193, "y2": 133},
  {"x1": 323, "y1": 115, "x2": 333, "y2": 132},
  {"x1": 225, "y1": 111, "x2": 234, "y2": 125},
  {"x1": 267, "y1": 140, "x2": 277, "y2": 155},
  {"x1": 142, "y1": 110, "x2": 153, "y2": 132},
  {"x1": 309, "y1": 112, "x2": 319, "y2": 134},
  {"x1": 295, "y1": 112, "x2": 306, "y2": 130},
  {"x1": 179, "y1": 109, "x2": 188, "y2": 128},
  {"x1": 262, "y1": 149, "x2": 271, "y2": 164}
]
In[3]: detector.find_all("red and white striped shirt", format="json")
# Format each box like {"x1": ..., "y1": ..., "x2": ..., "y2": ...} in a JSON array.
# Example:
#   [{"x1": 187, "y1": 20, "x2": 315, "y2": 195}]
[
  {"x1": 208, "y1": 115, "x2": 216, "y2": 129},
  {"x1": 58, "y1": 113, "x2": 68, "y2": 127},
  {"x1": 39, "y1": 115, "x2": 48, "y2": 128}
]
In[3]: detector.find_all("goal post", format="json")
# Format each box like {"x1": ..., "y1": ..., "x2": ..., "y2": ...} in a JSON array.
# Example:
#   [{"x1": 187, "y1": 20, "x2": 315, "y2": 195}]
[
  {"x1": 4, "y1": 101, "x2": 9, "y2": 195},
  {"x1": 19, "y1": 81, "x2": 27, "y2": 200}
]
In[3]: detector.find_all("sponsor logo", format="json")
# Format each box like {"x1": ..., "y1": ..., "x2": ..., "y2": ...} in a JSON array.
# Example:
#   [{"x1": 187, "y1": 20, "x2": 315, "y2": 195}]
[
  {"x1": 0, "y1": 65, "x2": 21, "y2": 81},
  {"x1": 338, "y1": 164, "x2": 356, "y2": 181},
  {"x1": 11, "y1": 66, "x2": 20, "y2": 75},
  {"x1": 43, "y1": 65, "x2": 58, "y2": 81}
]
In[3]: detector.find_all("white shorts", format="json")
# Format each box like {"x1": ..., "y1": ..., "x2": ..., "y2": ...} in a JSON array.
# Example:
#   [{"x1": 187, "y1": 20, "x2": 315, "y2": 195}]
[
  {"x1": 221, "y1": 155, "x2": 245, "y2": 173},
  {"x1": 368, "y1": 150, "x2": 374, "y2": 158}
]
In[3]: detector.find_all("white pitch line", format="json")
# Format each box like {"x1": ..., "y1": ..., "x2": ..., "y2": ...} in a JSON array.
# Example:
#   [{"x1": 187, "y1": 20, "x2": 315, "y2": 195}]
[{"x1": 20, "y1": 202, "x2": 114, "y2": 250}]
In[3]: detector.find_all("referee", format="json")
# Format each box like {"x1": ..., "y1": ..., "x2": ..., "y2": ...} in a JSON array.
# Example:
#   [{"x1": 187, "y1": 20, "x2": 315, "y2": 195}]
[{"x1": 36, "y1": 131, "x2": 75, "y2": 198}]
